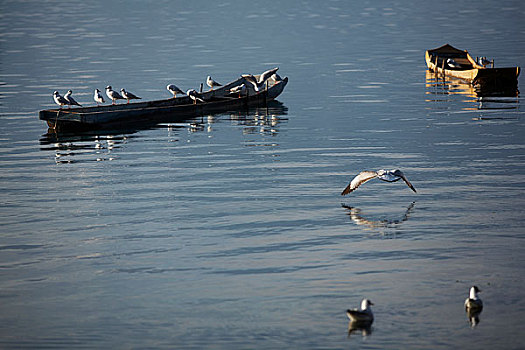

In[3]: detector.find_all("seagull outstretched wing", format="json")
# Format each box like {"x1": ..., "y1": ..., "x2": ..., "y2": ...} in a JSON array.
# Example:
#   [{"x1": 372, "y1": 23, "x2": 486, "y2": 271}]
[
  {"x1": 394, "y1": 170, "x2": 417, "y2": 193},
  {"x1": 341, "y1": 171, "x2": 378, "y2": 196}
]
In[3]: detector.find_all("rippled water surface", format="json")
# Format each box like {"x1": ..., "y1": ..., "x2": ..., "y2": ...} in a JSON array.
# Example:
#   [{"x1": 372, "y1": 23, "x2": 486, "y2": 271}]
[{"x1": 1, "y1": 1, "x2": 525, "y2": 349}]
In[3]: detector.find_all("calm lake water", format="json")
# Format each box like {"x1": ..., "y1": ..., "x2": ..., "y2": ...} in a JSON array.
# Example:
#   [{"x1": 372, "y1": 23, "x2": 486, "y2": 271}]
[{"x1": 1, "y1": 1, "x2": 524, "y2": 349}]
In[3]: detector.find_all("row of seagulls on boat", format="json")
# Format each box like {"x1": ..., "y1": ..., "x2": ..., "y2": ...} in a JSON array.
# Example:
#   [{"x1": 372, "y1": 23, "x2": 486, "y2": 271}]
[
  {"x1": 206, "y1": 76, "x2": 222, "y2": 90},
  {"x1": 229, "y1": 83, "x2": 246, "y2": 98},
  {"x1": 105, "y1": 86, "x2": 141, "y2": 105},
  {"x1": 341, "y1": 169, "x2": 416, "y2": 196},
  {"x1": 64, "y1": 90, "x2": 82, "y2": 107},
  {"x1": 94, "y1": 89, "x2": 105, "y2": 105},
  {"x1": 105, "y1": 86, "x2": 124, "y2": 105},
  {"x1": 186, "y1": 89, "x2": 204, "y2": 104},
  {"x1": 167, "y1": 84, "x2": 185, "y2": 98},
  {"x1": 121, "y1": 88, "x2": 141, "y2": 103},
  {"x1": 53, "y1": 87, "x2": 141, "y2": 108},
  {"x1": 53, "y1": 91, "x2": 70, "y2": 109},
  {"x1": 347, "y1": 286, "x2": 483, "y2": 333},
  {"x1": 53, "y1": 90, "x2": 82, "y2": 109},
  {"x1": 54, "y1": 67, "x2": 281, "y2": 108},
  {"x1": 241, "y1": 67, "x2": 280, "y2": 92}
]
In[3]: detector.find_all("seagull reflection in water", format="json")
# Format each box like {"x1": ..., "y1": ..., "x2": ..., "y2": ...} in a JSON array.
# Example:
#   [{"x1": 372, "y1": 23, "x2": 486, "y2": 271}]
[
  {"x1": 347, "y1": 322, "x2": 372, "y2": 338},
  {"x1": 341, "y1": 202, "x2": 416, "y2": 232},
  {"x1": 466, "y1": 308, "x2": 482, "y2": 328},
  {"x1": 179, "y1": 100, "x2": 286, "y2": 136}
]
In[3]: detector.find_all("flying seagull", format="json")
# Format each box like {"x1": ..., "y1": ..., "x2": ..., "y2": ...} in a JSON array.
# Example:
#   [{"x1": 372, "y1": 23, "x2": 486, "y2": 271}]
[
  {"x1": 206, "y1": 76, "x2": 222, "y2": 90},
  {"x1": 464, "y1": 286, "x2": 483, "y2": 311},
  {"x1": 120, "y1": 88, "x2": 141, "y2": 104},
  {"x1": 105, "y1": 86, "x2": 125, "y2": 105},
  {"x1": 94, "y1": 89, "x2": 105, "y2": 105},
  {"x1": 341, "y1": 169, "x2": 417, "y2": 195},
  {"x1": 167, "y1": 84, "x2": 184, "y2": 98},
  {"x1": 64, "y1": 90, "x2": 82, "y2": 107},
  {"x1": 53, "y1": 91, "x2": 69, "y2": 109},
  {"x1": 346, "y1": 299, "x2": 374, "y2": 325},
  {"x1": 186, "y1": 89, "x2": 204, "y2": 104}
]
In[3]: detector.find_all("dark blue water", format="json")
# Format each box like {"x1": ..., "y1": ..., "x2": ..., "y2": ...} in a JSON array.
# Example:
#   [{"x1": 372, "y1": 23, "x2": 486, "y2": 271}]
[{"x1": 1, "y1": 1, "x2": 524, "y2": 349}]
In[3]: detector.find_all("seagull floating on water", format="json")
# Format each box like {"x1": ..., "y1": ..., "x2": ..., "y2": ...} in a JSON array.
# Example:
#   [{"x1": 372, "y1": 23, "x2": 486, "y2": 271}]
[
  {"x1": 94, "y1": 89, "x2": 105, "y2": 105},
  {"x1": 229, "y1": 83, "x2": 247, "y2": 98},
  {"x1": 64, "y1": 90, "x2": 82, "y2": 107},
  {"x1": 167, "y1": 84, "x2": 184, "y2": 98},
  {"x1": 346, "y1": 299, "x2": 374, "y2": 325},
  {"x1": 341, "y1": 169, "x2": 417, "y2": 195},
  {"x1": 120, "y1": 88, "x2": 141, "y2": 104},
  {"x1": 187, "y1": 89, "x2": 204, "y2": 104},
  {"x1": 53, "y1": 91, "x2": 69, "y2": 109},
  {"x1": 206, "y1": 76, "x2": 222, "y2": 90},
  {"x1": 464, "y1": 286, "x2": 483, "y2": 311},
  {"x1": 105, "y1": 86, "x2": 125, "y2": 105}
]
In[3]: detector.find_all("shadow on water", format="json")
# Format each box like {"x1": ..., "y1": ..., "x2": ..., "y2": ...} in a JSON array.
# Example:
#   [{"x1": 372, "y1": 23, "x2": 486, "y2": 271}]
[
  {"x1": 424, "y1": 71, "x2": 520, "y2": 121},
  {"x1": 39, "y1": 101, "x2": 287, "y2": 163},
  {"x1": 466, "y1": 308, "x2": 482, "y2": 328},
  {"x1": 347, "y1": 322, "x2": 373, "y2": 338},
  {"x1": 341, "y1": 202, "x2": 416, "y2": 231}
]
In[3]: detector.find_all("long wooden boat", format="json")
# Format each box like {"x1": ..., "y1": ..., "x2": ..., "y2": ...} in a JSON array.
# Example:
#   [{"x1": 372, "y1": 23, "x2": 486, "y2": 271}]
[
  {"x1": 425, "y1": 44, "x2": 520, "y2": 91},
  {"x1": 39, "y1": 74, "x2": 288, "y2": 130}
]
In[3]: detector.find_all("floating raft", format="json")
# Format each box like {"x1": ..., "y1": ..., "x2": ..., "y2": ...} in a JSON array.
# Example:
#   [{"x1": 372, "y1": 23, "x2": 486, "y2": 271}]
[{"x1": 39, "y1": 74, "x2": 288, "y2": 130}]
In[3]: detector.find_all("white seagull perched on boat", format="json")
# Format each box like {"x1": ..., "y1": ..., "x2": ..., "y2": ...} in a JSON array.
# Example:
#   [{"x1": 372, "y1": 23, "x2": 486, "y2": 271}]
[
  {"x1": 94, "y1": 89, "x2": 105, "y2": 105},
  {"x1": 242, "y1": 67, "x2": 279, "y2": 92},
  {"x1": 464, "y1": 286, "x2": 483, "y2": 311},
  {"x1": 206, "y1": 76, "x2": 222, "y2": 90},
  {"x1": 229, "y1": 83, "x2": 246, "y2": 98},
  {"x1": 53, "y1": 91, "x2": 69, "y2": 109},
  {"x1": 341, "y1": 169, "x2": 417, "y2": 195},
  {"x1": 105, "y1": 86, "x2": 125, "y2": 105},
  {"x1": 167, "y1": 84, "x2": 184, "y2": 98},
  {"x1": 258, "y1": 67, "x2": 279, "y2": 84},
  {"x1": 271, "y1": 72, "x2": 283, "y2": 83},
  {"x1": 186, "y1": 89, "x2": 204, "y2": 104},
  {"x1": 446, "y1": 58, "x2": 462, "y2": 69},
  {"x1": 479, "y1": 57, "x2": 491, "y2": 67},
  {"x1": 64, "y1": 90, "x2": 82, "y2": 107},
  {"x1": 346, "y1": 299, "x2": 374, "y2": 325},
  {"x1": 120, "y1": 88, "x2": 141, "y2": 104}
]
